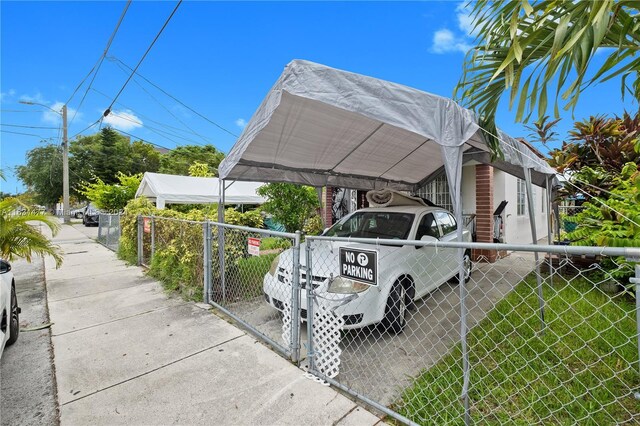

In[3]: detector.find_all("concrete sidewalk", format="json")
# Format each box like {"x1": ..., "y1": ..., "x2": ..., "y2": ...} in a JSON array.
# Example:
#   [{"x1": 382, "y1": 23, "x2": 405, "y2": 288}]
[{"x1": 45, "y1": 224, "x2": 385, "y2": 425}]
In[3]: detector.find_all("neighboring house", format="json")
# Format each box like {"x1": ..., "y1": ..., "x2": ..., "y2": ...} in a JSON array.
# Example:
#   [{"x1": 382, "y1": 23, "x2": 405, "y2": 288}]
[{"x1": 320, "y1": 141, "x2": 551, "y2": 263}]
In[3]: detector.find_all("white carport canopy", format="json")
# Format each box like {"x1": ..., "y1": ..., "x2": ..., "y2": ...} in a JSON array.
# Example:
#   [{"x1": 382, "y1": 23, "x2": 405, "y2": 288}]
[
  {"x1": 135, "y1": 172, "x2": 265, "y2": 209},
  {"x1": 218, "y1": 60, "x2": 556, "y2": 192}
]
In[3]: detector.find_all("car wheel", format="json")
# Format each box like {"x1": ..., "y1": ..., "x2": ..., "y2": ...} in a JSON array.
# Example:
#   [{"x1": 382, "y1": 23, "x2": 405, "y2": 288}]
[
  {"x1": 7, "y1": 284, "x2": 19, "y2": 346},
  {"x1": 75, "y1": 212, "x2": 83, "y2": 219},
  {"x1": 463, "y1": 251, "x2": 472, "y2": 283},
  {"x1": 382, "y1": 281, "x2": 407, "y2": 335}
]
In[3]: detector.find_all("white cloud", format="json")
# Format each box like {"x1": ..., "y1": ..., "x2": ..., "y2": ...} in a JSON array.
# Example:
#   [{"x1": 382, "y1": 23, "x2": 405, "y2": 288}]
[
  {"x1": 235, "y1": 118, "x2": 247, "y2": 128},
  {"x1": 40, "y1": 101, "x2": 82, "y2": 125},
  {"x1": 102, "y1": 109, "x2": 143, "y2": 131},
  {"x1": 455, "y1": 3, "x2": 475, "y2": 35},
  {"x1": 431, "y1": 29, "x2": 471, "y2": 54},
  {"x1": 19, "y1": 92, "x2": 47, "y2": 105}
]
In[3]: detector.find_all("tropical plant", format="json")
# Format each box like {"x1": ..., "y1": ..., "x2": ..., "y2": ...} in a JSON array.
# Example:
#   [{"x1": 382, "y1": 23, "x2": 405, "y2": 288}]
[
  {"x1": 0, "y1": 198, "x2": 63, "y2": 267},
  {"x1": 548, "y1": 112, "x2": 640, "y2": 196},
  {"x1": 188, "y1": 161, "x2": 214, "y2": 177},
  {"x1": 455, "y1": 1, "x2": 640, "y2": 156},
  {"x1": 564, "y1": 162, "x2": 640, "y2": 248},
  {"x1": 256, "y1": 183, "x2": 319, "y2": 233},
  {"x1": 79, "y1": 172, "x2": 142, "y2": 211}
]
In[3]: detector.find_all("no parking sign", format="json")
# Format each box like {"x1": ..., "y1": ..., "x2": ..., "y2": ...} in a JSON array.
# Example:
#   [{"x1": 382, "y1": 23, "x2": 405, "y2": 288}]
[{"x1": 339, "y1": 247, "x2": 378, "y2": 286}]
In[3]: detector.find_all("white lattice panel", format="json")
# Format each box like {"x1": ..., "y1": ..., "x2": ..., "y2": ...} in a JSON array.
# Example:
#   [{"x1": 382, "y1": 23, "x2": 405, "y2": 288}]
[{"x1": 312, "y1": 303, "x2": 344, "y2": 378}]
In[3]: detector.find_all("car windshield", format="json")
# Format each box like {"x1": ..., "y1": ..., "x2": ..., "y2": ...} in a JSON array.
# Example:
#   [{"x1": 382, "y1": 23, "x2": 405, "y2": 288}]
[{"x1": 324, "y1": 211, "x2": 415, "y2": 240}]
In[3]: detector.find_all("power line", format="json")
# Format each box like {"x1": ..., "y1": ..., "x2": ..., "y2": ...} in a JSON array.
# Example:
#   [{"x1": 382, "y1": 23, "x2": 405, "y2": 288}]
[
  {"x1": 1, "y1": 129, "x2": 57, "y2": 139},
  {"x1": 0, "y1": 109, "x2": 45, "y2": 113},
  {"x1": 68, "y1": 0, "x2": 132, "y2": 127},
  {"x1": 68, "y1": 119, "x2": 102, "y2": 140},
  {"x1": 112, "y1": 128, "x2": 172, "y2": 151},
  {"x1": 91, "y1": 88, "x2": 209, "y2": 145},
  {"x1": 104, "y1": 0, "x2": 183, "y2": 116},
  {"x1": 108, "y1": 56, "x2": 238, "y2": 138},
  {"x1": 1, "y1": 123, "x2": 60, "y2": 130}
]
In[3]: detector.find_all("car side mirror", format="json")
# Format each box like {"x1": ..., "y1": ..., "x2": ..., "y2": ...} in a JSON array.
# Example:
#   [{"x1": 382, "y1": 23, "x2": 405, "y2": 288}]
[
  {"x1": 0, "y1": 259, "x2": 11, "y2": 274},
  {"x1": 416, "y1": 235, "x2": 438, "y2": 248}
]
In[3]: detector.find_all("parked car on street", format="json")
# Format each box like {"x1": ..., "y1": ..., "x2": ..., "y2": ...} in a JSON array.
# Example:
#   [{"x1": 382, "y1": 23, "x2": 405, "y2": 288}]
[
  {"x1": 70, "y1": 206, "x2": 86, "y2": 219},
  {"x1": 82, "y1": 203, "x2": 100, "y2": 227},
  {"x1": 263, "y1": 204, "x2": 472, "y2": 333},
  {"x1": 1, "y1": 259, "x2": 20, "y2": 357}
]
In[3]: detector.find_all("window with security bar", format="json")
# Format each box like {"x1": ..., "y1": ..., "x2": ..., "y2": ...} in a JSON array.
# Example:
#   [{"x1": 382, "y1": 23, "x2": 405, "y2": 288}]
[{"x1": 416, "y1": 174, "x2": 453, "y2": 211}]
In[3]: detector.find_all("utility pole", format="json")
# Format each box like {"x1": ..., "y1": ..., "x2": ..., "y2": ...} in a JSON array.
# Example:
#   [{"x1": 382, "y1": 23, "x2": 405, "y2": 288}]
[{"x1": 62, "y1": 104, "x2": 70, "y2": 224}]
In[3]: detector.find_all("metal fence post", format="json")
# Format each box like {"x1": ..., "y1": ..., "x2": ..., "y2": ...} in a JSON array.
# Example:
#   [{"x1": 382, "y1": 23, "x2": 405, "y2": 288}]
[
  {"x1": 631, "y1": 263, "x2": 640, "y2": 384},
  {"x1": 306, "y1": 239, "x2": 315, "y2": 372},
  {"x1": 218, "y1": 224, "x2": 226, "y2": 304},
  {"x1": 203, "y1": 221, "x2": 212, "y2": 304},
  {"x1": 137, "y1": 215, "x2": 143, "y2": 266},
  {"x1": 98, "y1": 214, "x2": 103, "y2": 241},
  {"x1": 290, "y1": 231, "x2": 302, "y2": 363},
  {"x1": 151, "y1": 215, "x2": 156, "y2": 258}
]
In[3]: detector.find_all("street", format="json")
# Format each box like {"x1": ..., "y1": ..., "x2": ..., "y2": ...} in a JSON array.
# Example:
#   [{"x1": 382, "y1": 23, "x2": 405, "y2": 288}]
[{"x1": 0, "y1": 257, "x2": 59, "y2": 426}]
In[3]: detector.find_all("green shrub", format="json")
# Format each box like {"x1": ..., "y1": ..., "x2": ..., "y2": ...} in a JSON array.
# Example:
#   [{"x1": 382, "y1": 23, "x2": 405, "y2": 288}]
[{"x1": 303, "y1": 214, "x2": 324, "y2": 236}]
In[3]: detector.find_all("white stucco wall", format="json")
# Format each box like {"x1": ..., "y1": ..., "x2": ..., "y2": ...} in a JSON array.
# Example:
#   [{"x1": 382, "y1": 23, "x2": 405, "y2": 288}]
[
  {"x1": 459, "y1": 166, "x2": 549, "y2": 244},
  {"x1": 495, "y1": 169, "x2": 549, "y2": 245}
]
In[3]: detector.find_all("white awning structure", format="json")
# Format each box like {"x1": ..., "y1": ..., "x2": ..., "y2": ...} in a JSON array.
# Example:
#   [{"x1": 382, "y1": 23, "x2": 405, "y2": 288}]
[
  {"x1": 219, "y1": 60, "x2": 556, "y2": 190},
  {"x1": 135, "y1": 172, "x2": 265, "y2": 209}
]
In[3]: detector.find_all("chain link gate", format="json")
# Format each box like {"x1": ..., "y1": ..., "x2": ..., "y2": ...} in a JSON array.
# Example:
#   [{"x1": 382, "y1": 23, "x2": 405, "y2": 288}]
[
  {"x1": 97, "y1": 213, "x2": 121, "y2": 252},
  {"x1": 303, "y1": 236, "x2": 640, "y2": 425},
  {"x1": 205, "y1": 223, "x2": 302, "y2": 360}
]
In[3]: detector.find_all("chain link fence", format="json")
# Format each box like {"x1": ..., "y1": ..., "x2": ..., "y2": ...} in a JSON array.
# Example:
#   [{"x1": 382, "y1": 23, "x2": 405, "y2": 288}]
[
  {"x1": 207, "y1": 223, "x2": 300, "y2": 358},
  {"x1": 134, "y1": 215, "x2": 640, "y2": 424},
  {"x1": 303, "y1": 236, "x2": 640, "y2": 425},
  {"x1": 136, "y1": 215, "x2": 301, "y2": 358},
  {"x1": 97, "y1": 213, "x2": 121, "y2": 252}
]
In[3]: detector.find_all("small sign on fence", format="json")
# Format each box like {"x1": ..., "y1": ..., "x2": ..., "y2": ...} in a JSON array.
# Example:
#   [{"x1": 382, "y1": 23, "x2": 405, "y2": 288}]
[
  {"x1": 143, "y1": 217, "x2": 151, "y2": 234},
  {"x1": 248, "y1": 237, "x2": 260, "y2": 256},
  {"x1": 339, "y1": 247, "x2": 378, "y2": 286}
]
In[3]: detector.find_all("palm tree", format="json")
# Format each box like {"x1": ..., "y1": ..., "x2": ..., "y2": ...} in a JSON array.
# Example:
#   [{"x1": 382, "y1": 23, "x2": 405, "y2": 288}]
[
  {"x1": 454, "y1": 1, "x2": 640, "y2": 156},
  {"x1": 0, "y1": 197, "x2": 63, "y2": 267}
]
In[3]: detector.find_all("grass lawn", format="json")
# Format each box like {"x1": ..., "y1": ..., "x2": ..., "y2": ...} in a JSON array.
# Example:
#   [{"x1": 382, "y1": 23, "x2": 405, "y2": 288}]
[{"x1": 397, "y1": 274, "x2": 639, "y2": 425}]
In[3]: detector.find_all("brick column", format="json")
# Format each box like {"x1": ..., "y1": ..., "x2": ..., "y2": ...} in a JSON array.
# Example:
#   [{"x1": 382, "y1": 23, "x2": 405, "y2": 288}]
[
  {"x1": 322, "y1": 187, "x2": 333, "y2": 228},
  {"x1": 473, "y1": 165, "x2": 497, "y2": 262}
]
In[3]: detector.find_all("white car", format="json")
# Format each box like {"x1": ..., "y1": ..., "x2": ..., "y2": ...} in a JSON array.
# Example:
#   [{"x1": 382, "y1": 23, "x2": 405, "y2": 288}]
[
  {"x1": 1, "y1": 259, "x2": 20, "y2": 357},
  {"x1": 263, "y1": 205, "x2": 472, "y2": 333}
]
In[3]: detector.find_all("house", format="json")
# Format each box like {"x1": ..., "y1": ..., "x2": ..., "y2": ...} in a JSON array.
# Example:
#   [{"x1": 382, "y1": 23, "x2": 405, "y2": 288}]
[{"x1": 320, "y1": 140, "x2": 551, "y2": 263}]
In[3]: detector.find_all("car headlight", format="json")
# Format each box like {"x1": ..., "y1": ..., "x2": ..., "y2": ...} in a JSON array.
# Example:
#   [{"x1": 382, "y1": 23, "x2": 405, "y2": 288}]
[
  {"x1": 328, "y1": 276, "x2": 370, "y2": 294},
  {"x1": 268, "y1": 254, "x2": 281, "y2": 277}
]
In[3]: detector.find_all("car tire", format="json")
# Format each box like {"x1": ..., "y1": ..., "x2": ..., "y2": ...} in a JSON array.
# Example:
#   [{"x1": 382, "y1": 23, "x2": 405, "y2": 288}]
[
  {"x1": 382, "y1": 281, "x2": 407, "y2": 335},
  {"x1": 75, "y1": 212, "x2": 83, "y2": 219},
  {"x1": 449, "y1": 250, "x2": 472, "y2": 284},
  {"x1": 463, "y1": 251, "x2": 472, "y2": 283},
  {"x1": 7, "y1": 284, "x2": 19, "y2": 346}
]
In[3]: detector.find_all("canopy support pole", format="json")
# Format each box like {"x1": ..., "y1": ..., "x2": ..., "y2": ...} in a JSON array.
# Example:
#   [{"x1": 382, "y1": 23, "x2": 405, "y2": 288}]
[
  {"x1": 442, "y1": 145, "x2": 470, "y2": 426},
  {"x1": 525, "y1": 168, "x2": 545, "y2": 332},
  {"x1": 218, "y1": 179, "x2": 226, "y2": 304}
]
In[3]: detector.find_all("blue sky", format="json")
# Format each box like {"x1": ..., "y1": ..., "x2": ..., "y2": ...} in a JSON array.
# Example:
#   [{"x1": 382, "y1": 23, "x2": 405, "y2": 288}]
[{"x1": 1, "y1": 1, "x2": 637, "y2": 194}]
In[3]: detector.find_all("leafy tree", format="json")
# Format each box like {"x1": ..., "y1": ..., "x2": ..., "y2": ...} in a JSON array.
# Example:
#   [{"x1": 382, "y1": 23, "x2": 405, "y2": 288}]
[
  {"x1": 455, "y1": 1, "x2": 640, "y2": 156},
  {"x1": 79, "y1": 172, "x2": 142, "y2": 211},
  {"x1": 129, "y1": 140, "x2": 161, "y2": 175},
  {"x1": 15, "y1": 144, "x2": 66, "y2": 206},
  {"x1": 0, "y1": 197, "x2": 63, "y2": 267},
  {"x1": 188, "y1": 161, "x2": 214, "y2": 177},
  {"x1": 159, "y1": 145, "x2": 224, "y2": 176},
  {"x1": 256, "y1": 183, "x2": 319, "y2": 232}
]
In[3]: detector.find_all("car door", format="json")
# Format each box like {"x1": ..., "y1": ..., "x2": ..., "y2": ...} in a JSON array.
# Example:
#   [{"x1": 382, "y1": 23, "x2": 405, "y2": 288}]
[
  {"x1": 434, "y1": 211, "x2": 460, "y2": 280},
  {"x1": 412, "y1": 212, "x2": 447, "y2": 298}
]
